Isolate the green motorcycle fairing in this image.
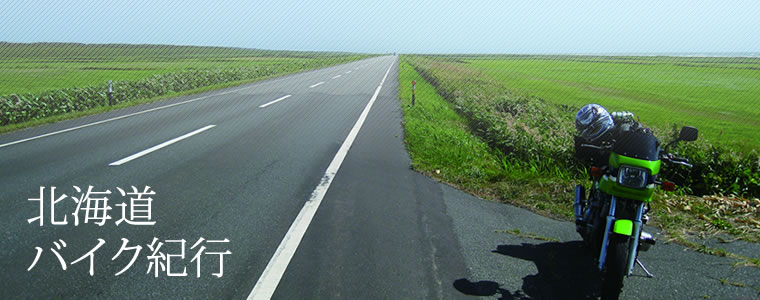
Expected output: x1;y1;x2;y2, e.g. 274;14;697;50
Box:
598;152;661;203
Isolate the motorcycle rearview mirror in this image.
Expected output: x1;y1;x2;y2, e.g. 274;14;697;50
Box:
679;126;698;142
664;126;699;151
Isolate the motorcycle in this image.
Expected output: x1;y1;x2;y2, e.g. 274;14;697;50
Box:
573;117;698;300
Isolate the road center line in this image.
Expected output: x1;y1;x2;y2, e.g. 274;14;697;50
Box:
258;95;292;108
108;125;215;166
309;82;325;88
247;59;395;300
331;75;342;79
345;70;352;74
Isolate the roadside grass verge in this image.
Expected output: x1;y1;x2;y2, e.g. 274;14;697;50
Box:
2;73;282;134
398;59;579;220
666;232;760;268
654;193;760;244
398;55;760;251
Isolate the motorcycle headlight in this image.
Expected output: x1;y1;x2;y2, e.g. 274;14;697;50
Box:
618;166;649;189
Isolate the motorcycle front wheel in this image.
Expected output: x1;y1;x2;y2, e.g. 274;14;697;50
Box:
601;234;630;300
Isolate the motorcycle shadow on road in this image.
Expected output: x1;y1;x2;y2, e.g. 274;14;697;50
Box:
453;241;602;299
498;241;601;299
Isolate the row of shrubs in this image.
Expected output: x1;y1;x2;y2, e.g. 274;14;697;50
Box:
668;140;760;197
1;56;364;126
406;56;760;198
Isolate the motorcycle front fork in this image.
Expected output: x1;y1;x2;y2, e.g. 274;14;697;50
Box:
597;197;653;278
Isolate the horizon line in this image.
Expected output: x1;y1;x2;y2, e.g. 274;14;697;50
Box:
1;41;758;57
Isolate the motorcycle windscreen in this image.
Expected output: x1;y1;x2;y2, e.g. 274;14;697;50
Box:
613;131;659;161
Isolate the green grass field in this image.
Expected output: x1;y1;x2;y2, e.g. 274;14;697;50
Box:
451;55;760;151
0;42;357;95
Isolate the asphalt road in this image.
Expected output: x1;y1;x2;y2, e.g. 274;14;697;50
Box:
1;55;758;299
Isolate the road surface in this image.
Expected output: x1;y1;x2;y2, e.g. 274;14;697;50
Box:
1;56;758;299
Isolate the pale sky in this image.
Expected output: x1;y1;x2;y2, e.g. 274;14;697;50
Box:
1;0;758;54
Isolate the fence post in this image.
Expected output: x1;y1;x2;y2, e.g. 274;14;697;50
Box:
411;80;416;107
108;80;114;106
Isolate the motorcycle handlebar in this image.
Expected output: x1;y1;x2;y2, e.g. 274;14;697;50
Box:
664;153;687;162
671;160;693;168
662;153;693;168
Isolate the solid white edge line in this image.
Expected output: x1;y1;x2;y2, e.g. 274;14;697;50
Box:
108;125;215;166
258;95;292;108
247;59;395;300
309;82;325;88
